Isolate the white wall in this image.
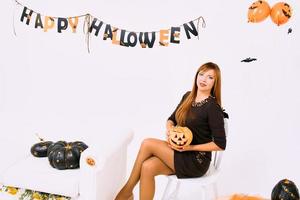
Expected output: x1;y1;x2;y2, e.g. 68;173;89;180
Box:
0;0;299;199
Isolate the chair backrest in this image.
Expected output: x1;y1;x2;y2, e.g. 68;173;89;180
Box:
212;118;228;170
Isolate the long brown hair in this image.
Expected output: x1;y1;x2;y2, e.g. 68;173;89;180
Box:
175;62;222;126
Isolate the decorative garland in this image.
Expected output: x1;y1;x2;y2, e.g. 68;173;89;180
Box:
1;185;71;200
13;0;206;52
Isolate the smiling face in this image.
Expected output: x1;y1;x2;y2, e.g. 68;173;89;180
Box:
168;126;193;148
196;69;216;95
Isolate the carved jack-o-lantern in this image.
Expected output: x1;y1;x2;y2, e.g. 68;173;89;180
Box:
248;0;271;23
168;126;193;148
270;2;292;26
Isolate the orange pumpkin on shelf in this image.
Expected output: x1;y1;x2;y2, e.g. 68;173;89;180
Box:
168;126;193;149
248;0;271;23
270;2;292;26
86;157;96;166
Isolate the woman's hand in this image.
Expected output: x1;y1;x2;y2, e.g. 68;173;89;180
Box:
165;126;174;142
168;144;194;152
165;129;170;142
165;120;175;142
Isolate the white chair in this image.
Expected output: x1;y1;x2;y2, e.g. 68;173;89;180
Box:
0;128;134;200
161;118;228;200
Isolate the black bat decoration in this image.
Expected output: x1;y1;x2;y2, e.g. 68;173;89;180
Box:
241;57;257;62
288;28;292;34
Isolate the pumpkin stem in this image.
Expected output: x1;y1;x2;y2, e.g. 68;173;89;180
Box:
35;133;44;142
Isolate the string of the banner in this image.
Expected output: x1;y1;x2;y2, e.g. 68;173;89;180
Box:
12;0;21;36
83;14;92;53
197;16;206;40
14;0;87;19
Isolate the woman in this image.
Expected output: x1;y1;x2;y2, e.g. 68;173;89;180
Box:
115;62;227;200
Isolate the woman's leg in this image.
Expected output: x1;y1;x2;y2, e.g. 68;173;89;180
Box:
115;138;175;200
140;156;174;200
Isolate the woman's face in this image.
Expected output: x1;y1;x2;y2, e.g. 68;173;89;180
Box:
196;69;216;94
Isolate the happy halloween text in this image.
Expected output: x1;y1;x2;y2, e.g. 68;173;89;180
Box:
20;6;200;48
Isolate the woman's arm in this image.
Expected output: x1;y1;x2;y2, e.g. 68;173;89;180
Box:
169;141;224;152
188;142;224;151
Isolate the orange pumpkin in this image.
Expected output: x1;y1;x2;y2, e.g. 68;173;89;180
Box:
248;0;271;23
168;126;193;149
86;157;96;166
270;2;292;26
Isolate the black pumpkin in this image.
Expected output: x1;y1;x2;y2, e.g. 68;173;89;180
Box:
47;141;88;170
31;141;54;157
271;179;300;200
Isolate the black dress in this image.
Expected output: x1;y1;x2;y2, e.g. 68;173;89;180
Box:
168;91;227;178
